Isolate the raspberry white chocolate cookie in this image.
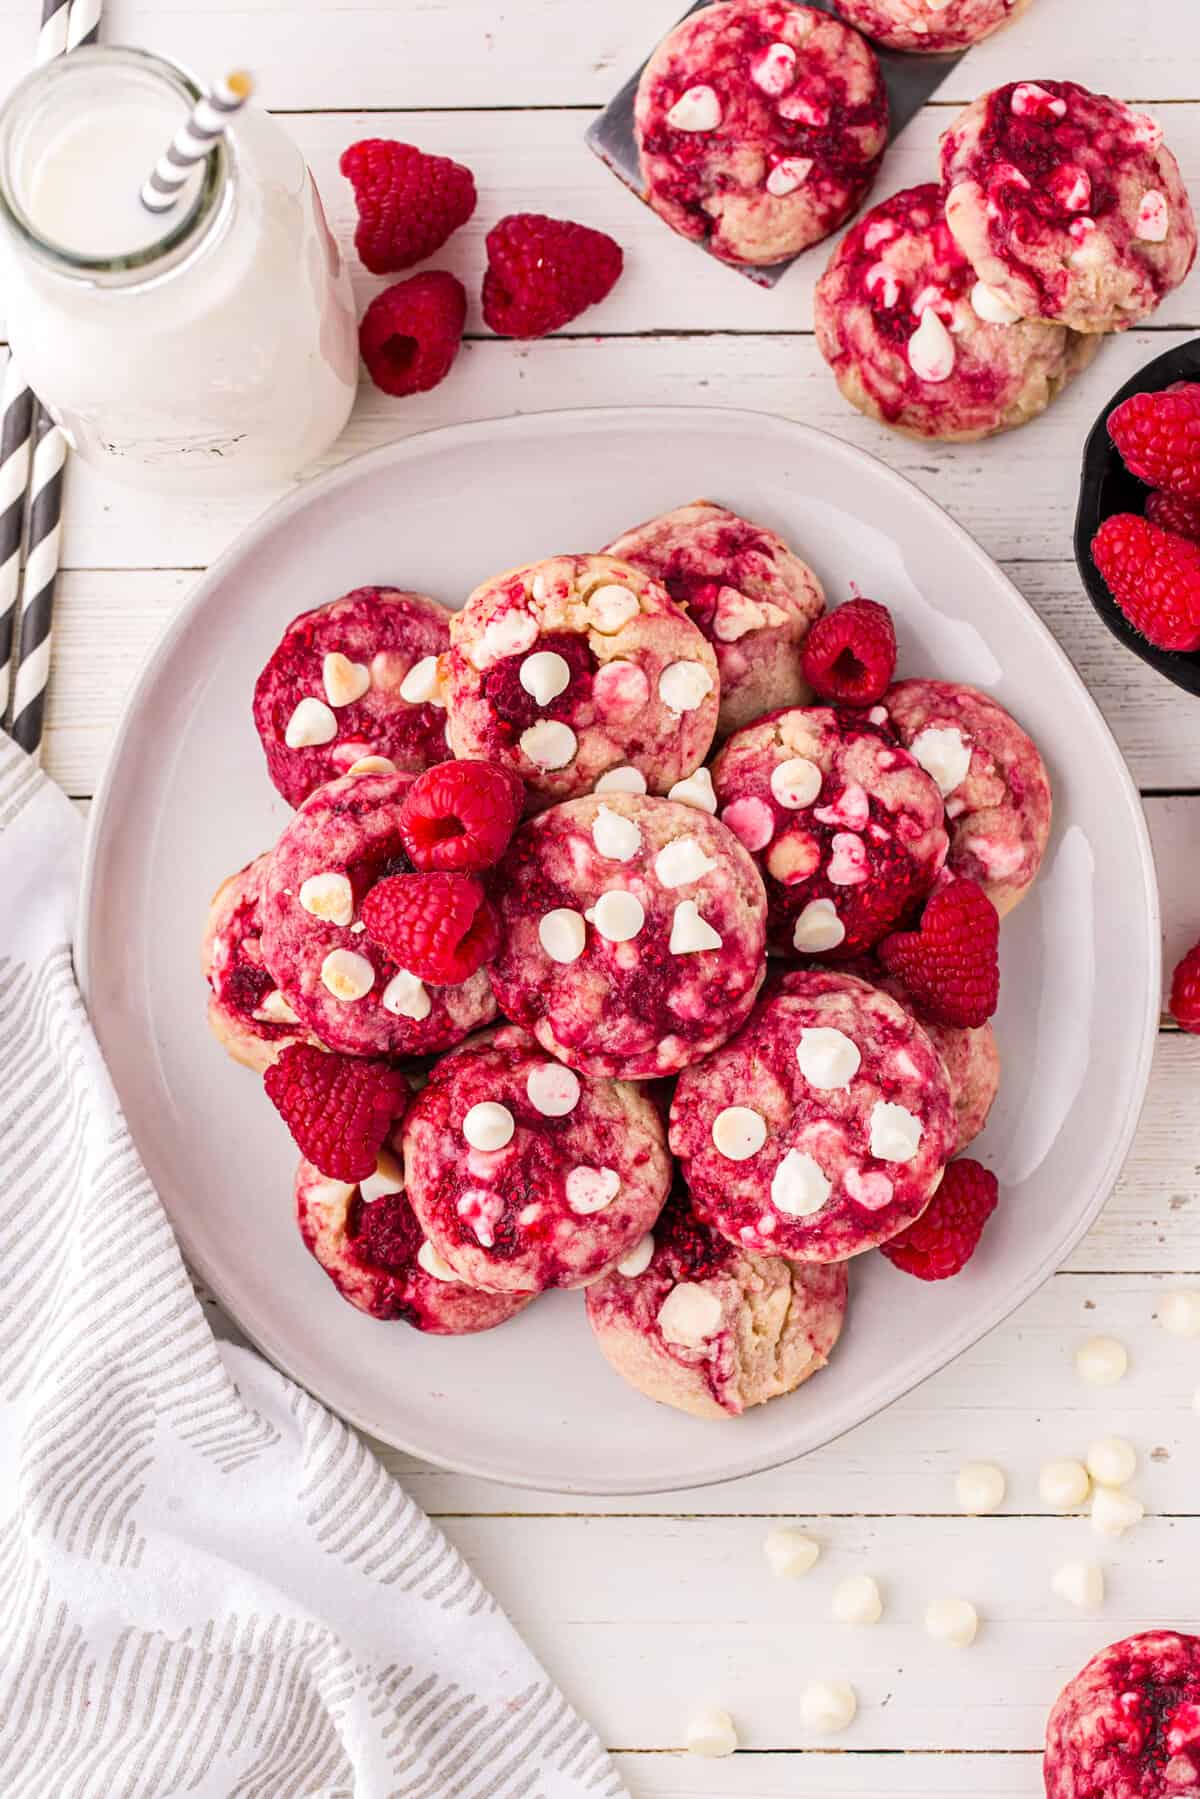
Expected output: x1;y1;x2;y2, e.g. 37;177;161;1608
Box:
670;968;956;1262
815;184;1099;443
605;500;825;736
444;554;719;810
710;704;948;958
831;0;1031;53
488;794;768;1079
296;1155;532;1332
866;965;1000;1153
634;0;888;267
1044;1632;1200;1798
941;82;1198;334
202;855;313;1072
253;586;452;807
585;1185;848;1418
883;679;1051;913
402;1025;671;1293
260;770;496;1058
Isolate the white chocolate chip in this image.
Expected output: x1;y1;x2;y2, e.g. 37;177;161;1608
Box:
658;1281;723;1347
796;1027;861;1092
255;990;300;1026
659;660;714;714
457;1188;504;1249
526;1062;581;1117
298;871;354;926
1086;1437;1137;1488
771;1149;830;1218
322;652;370;709
766;156;813;197
800;1681;856;1735
539;908;587;963
712;587;766;642
347;755;398;775
763;1527;820;1578
519;650;571;706
956;1462;1006;1515
711;1105;766;1161
470;611;538;669
832;1575;883;1626
1039;1459;1090;1511
617;1233;654;1278
869;1100;923;1163
587;584;641;633
381;968;431;1020
793;898;845;954
1052;1561;1104;1611
1011;81;1066;118
565;1165;620;1214
666;84;722;132
359;1149;404;1204
399;655;444;705
970;280;1022;326
285;697;338;749
595;765;647;795
520;719;578;770
320;948;375;1002
911;725;972;798
925;1599;978;1647
668;768;717;813
417;1240;458;1282
908;308;956;383
770;756;822;809
750;40;796;96
1091;1486;1145;1538
655;836;718;888
592;804;642;862
1159;1289;1200;1337
827;832;869;885
591;890;645;942
778;91;826;127
669;899;722;955
865;262;901;309
462;1101;515;1152
1136;190;1169;242
685;1706;737;1759
1076;1336;1128;1387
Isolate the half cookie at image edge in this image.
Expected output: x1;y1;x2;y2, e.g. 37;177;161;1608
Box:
1044;1631;1200;1798
202;855;314;1072
829;0;1032;54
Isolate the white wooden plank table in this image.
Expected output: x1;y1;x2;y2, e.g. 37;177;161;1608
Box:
5;1;1200;1790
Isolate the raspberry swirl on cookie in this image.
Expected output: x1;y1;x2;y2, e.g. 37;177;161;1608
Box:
1044;1632;1200;1799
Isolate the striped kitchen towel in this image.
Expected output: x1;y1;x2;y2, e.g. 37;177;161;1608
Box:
0;734;626;1799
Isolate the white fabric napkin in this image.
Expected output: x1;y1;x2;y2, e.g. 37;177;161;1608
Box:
0;736;627;1799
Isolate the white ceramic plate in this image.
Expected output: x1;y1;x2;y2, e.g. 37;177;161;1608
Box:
79;407;1159;1496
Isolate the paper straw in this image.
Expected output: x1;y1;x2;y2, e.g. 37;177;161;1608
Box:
140;71;254;215
35;0;70;64
11;413;67;757
65;0;102;49
0;354;36;726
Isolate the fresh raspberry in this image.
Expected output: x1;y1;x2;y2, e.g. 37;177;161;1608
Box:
1170;940;1200;1032
358;272;467;398
878;878;999;1028
800;598;897;706
481;213;623;339
1146;488;1200;544
398;760;524;873
1108;382;1200;500
1091;513;1200;652
880;1158;999;1280
362;872;499;983
264;1043;407;1183
339;139;476;274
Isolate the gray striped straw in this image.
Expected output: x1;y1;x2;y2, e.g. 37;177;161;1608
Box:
140;71;254;215
35;0;70;65
0;354;35;723
10;413;66;756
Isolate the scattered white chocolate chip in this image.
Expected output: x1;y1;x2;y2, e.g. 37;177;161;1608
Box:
669;899;722;955
539;908;587;964
666;84;722;132
1087;1437;1137;1489
1091;1485;1145;1539
359;1149;405;1204
970;280;1022;326
399;655;444;705
255;989;300;1026
771;1149;830;1218
417;1240;458;1282
956;1462;1006;1516
659;660;714;714
766;156;813;197
1076;1336;1128;1387
750;39;796;96
566;1165;621;1214
320;948;375;1002
617;1233;654;1278
592;890;645;942
470;611;538;669
1052;1561;1105;1612
347;755;398;775
770;756;822;810
592;804;642;862
668;767;718;813
595;765;647;795
793;898;845;954
519;650;571;707
908;307;956;383
526;1062;581;1117
285;697;338;749
381;968;431;1020
796;1026;861;1092
298;871;354;926
925;1598;978;1647
658;1282;723;1347
520;719;577;770
800;1681;857;1735
1159;1289;1200;1338
462;1101;515;1152
869;1101;923;1163
1136;190;1169;243
1039;1459;1090;1511
322;652;370;709
712;1105;767;1161
655;836;718;888
685;1706;737;1759
763;1527;820;1579
832;1575;883;1627
911;725;972;798
587;584;641;634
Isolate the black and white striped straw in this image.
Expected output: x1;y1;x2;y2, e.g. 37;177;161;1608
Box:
0;354;35;724
140;71;254;215
10;414;66;756
65;0;101;49
35;0;70;64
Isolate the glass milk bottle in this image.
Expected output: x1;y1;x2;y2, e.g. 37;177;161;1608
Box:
0;47;359;493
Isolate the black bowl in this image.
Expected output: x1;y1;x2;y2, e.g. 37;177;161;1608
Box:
1075;335;1200;697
